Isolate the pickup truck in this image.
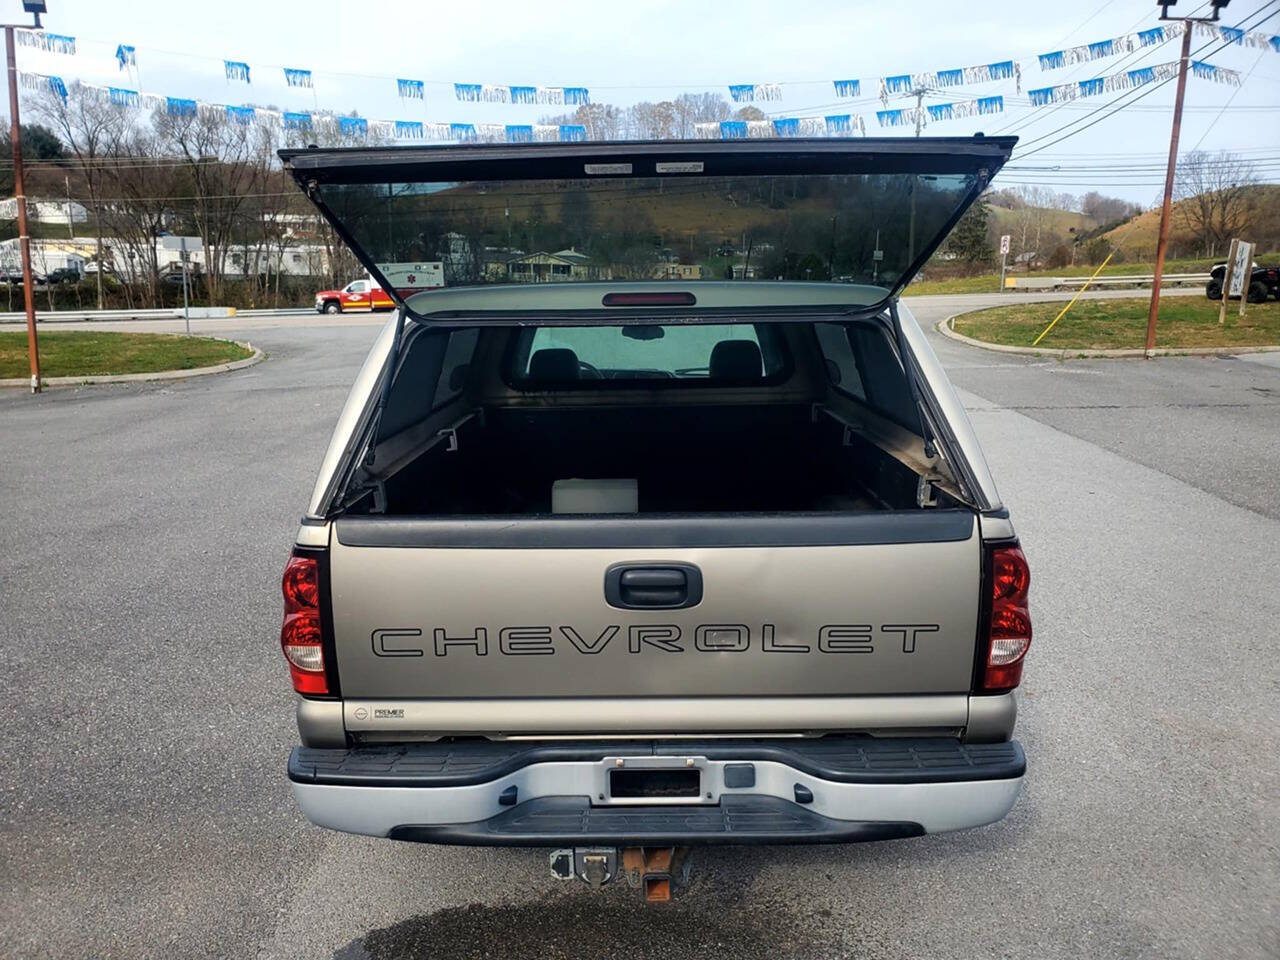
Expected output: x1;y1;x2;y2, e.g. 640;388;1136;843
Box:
278;139;1030;890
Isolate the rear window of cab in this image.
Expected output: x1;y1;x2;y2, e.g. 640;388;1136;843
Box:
507;323;791;386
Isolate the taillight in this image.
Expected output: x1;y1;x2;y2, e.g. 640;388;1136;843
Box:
981;544;1032;692
280;552;328;695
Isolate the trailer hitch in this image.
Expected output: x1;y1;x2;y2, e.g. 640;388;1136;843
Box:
549;846;692;902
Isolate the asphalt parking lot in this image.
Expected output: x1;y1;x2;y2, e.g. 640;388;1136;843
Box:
1;296;1277;959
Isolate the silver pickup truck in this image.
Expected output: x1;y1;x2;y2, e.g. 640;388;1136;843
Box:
278;138;1030;887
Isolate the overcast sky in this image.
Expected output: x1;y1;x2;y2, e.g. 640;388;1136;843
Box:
11;0;1280;203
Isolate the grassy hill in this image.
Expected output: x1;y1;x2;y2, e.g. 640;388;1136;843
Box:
1101;184;1280;260
989;205;1098;240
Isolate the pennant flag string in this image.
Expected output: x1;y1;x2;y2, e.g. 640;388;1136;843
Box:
924;96;1004;122
224;60;250;83
872;60;1019;104
18;72;68;102
1025;58;1233;106
397;78;424;99
16;30;76;55
728;83;782;102
1193;20;1280;51
339;116;368;137
454;83;590;104
283;68;313;88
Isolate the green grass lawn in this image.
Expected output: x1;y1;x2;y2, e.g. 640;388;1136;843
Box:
0;331;253;379
952;297;1280;351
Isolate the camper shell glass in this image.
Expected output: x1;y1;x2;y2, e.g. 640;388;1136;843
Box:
279;138;1015;321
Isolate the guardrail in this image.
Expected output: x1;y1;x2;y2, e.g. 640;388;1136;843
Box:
1007;272;1209;292
0;306;311;323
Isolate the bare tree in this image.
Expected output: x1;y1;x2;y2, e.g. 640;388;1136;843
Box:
28;82;126;308
152;108;266;302
1175;150;1257;257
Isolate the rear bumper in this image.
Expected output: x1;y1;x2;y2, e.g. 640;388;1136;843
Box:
289;738;1024;846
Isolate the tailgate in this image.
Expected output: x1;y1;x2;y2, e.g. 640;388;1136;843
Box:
328;511;980;700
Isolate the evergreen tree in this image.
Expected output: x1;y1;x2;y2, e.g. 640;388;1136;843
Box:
944;195;995;268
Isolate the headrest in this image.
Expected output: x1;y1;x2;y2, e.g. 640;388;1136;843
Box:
528;347;580;381
709;339;764;379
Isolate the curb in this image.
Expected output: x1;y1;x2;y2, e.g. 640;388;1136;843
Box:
0;339;265;388
937;314;1280;359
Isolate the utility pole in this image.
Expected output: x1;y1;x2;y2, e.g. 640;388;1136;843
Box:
3;2;48;393
1145;0;1233;358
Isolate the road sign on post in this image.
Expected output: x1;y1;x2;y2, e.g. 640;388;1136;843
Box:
1219;239;1238;326
1232;240;1255;318
999;234;1010;292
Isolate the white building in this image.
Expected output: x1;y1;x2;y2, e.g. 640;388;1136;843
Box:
0;198;89;226
0;238;86;275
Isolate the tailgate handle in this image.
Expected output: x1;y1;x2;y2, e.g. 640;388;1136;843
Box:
605;563;703;610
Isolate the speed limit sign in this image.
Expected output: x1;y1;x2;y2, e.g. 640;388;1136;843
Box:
1000;234;1011;256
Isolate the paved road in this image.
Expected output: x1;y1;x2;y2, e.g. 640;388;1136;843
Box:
1;295;1276;959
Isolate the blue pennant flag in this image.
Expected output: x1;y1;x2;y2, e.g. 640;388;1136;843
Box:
559;124;587;142
1087;40;1113;60
449;122;476;140
876;108;907;127
505;124;533;142
115;44;135;69
454;83;483;101
108;87;139;108
882;74;912;94
167;97;196;116
987;61;1014;79
339;116;368;137
394;120;423;139
1137;27;1164;46
224;60;250;83
1038;51;1065;70
833;79;861;97
563;87;590;104
283;112;312;130
936;69;963;87
1271;36;1280;53
824;114;851;134
728;85;755;102
284;68;313;88
772;117;800;137
397;78;424;99
978;95;1003;114
509;86;537;104
1191;60;1218;81
719;120;747;138
926;103;953;122
1127;67;1155;86
226;105;255;124
1220;26;1244;44
1078;77;1105;97
1028;86;1055;106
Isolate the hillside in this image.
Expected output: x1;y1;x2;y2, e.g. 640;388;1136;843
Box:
1101;184;1280;260
989;205;1098;240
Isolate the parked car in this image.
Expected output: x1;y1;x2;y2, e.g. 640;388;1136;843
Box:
278;139;1029;890
45;267;83;284
1206;262;1279;302
314;278;396;313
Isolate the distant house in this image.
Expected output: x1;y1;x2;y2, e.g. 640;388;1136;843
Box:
653;263;703;281
503;248;604;282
